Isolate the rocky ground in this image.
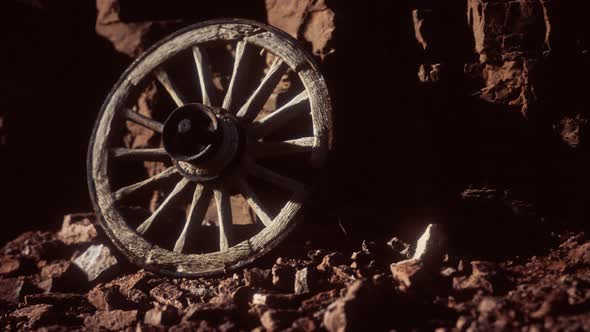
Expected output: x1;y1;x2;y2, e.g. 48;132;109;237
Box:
1;213;589;331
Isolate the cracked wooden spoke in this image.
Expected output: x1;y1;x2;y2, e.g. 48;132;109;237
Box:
137;178;191;234
249;91;309;138
154;68;187;107
223;41;252;112
214;186;233;252
173;183;213;253
115;167;179;201
121;108;164;133
110;147;168;161
237;57;289;124
249;137;315;158
192;46;216;106
245;161;304;192
236;178;273;227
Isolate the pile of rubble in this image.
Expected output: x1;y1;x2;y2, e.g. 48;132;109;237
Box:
1;213;590;331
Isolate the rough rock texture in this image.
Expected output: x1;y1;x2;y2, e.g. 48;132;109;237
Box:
73;244;118;283
95;0;180;58
1;215;590;330
57;213;98;246
3;0;590;330
265;0;335;59
84;309;139;330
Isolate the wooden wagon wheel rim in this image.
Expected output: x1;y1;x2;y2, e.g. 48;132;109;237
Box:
87;19;332;277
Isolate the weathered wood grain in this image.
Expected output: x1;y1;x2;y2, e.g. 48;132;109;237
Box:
121;107;164;133
214;186;233;251
174;183;212;253
89;19;331;277
115;167;179;201
154;68;187;107
222;41;251;112
249;90;309;138
248;137;314;158
236;58;288;123
236;177;273;227
111;147;168;161
192;46;216;106
136;178;191;234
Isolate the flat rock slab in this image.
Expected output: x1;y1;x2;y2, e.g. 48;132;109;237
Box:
73;244;118;283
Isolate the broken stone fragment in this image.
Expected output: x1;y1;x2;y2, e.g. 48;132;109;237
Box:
390;258;425;291
387;237;411;258
307;249;329;263
109;269;154;297
149;282;184;310
272;263;295;292
182;302;237;322
566;242;590;268
317;252;347;271
294;267;317;294
57;213;98;245
243;268;272;287
0;277;24;303
84;309;139;330
0;255;21;275
252;293;304;308
73;244;118;283
260;309;298;332
453;261;508;295
2;231;62;261
87;284;127;311
412;223;444;266
530;290;569;319
39;260;84;292
323;279;392;332
144;304;180;326
11;304;57;329
291;317;317;331
350;251;372;266
387;236;410;254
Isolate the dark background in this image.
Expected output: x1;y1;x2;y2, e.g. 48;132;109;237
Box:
2;0;589;256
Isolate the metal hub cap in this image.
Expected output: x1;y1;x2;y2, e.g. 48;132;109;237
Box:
163;103;240;182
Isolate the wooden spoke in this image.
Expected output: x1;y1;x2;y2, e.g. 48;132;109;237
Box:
249;91;309;138
115;167;179;201
173;183;213;253
236;178;273;227
110;147;168;161
89;20;333;277
154;68;187;107
222;41;252;112
248;137;315;158
121;108;164;133
245;161;304;192
214;186;233;251
192;46;216;106
236;58;289;124
137;178;191;235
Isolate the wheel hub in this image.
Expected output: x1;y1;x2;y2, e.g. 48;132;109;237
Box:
163;103;240;182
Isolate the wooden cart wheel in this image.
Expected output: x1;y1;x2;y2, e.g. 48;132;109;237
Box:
87;19;332;277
